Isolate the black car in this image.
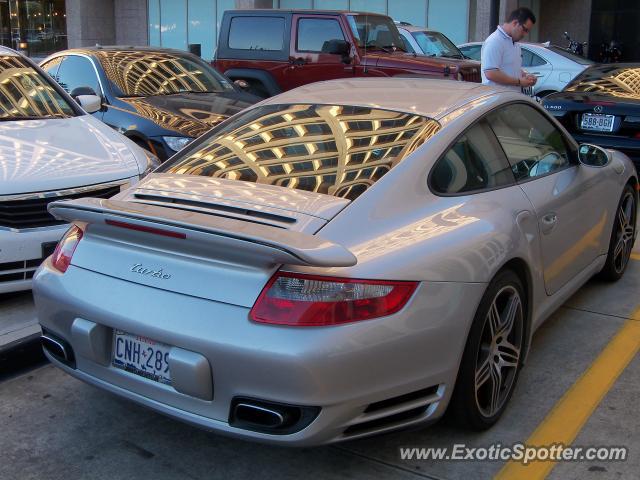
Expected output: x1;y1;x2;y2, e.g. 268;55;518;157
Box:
40;47;260;160
542;63;640;170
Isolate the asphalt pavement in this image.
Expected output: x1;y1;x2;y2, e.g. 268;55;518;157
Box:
1;247;639;480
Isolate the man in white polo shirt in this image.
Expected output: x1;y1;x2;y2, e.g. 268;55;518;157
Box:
482;7;537;92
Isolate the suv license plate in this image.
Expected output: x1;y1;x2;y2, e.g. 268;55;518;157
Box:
112;330;171;385
581;113;615;132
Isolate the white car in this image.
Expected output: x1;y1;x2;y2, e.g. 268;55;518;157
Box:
0;46;158;294
458;41;594;97
396;23;468;61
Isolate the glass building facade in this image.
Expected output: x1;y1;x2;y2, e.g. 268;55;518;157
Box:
0;0;66;57
148;0;470;61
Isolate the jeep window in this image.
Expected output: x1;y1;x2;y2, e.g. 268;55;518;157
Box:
297;18;345;53
228;17;285;51
0;55;75;120
347;15;406;52
159;104;441;200
92;50;233;97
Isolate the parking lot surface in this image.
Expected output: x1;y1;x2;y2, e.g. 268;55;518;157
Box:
1;247;639;480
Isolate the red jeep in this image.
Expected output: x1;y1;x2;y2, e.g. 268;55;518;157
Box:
213;9;481;97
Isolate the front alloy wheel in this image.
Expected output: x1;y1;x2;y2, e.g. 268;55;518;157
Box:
600;184;637;281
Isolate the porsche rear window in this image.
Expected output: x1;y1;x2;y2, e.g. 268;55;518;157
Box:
159;104;441;200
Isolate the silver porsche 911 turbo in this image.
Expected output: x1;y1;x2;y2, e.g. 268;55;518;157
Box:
33;78;637;446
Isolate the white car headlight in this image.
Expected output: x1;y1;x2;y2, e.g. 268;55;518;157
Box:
163;136;193;152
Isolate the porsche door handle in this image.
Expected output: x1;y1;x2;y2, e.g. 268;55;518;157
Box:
540;212;557;234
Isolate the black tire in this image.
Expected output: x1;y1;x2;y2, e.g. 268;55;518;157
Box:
599;184;637;281
448;269;526;430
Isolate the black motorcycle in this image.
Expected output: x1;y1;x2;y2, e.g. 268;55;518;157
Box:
599;40;622;63
563;32;587;56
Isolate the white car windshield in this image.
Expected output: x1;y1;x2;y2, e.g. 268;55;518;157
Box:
0;55;75;120
412;31;463;58
347;15;407;52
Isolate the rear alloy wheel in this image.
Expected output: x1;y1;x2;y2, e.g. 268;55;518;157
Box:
600;184;637;281
474;285;524;419
449;270;525;430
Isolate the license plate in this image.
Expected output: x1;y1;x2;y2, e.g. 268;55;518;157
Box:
581;113;615;132
112;330;171;385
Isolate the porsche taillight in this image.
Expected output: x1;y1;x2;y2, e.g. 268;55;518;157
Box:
51;225;83;273
250;271;418;327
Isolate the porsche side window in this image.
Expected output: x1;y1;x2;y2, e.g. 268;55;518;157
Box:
487;104;571;181
430;120;514;194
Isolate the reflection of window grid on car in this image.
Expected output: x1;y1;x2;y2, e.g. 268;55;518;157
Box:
0;55;73;118
93;51;224;97
567;67;640;100
487;104;571;181
297;18;345;53
161;104;441;200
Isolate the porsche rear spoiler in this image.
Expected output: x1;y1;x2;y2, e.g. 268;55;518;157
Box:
48;198;356;268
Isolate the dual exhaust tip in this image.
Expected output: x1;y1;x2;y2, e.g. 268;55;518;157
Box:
229;397;320;435
40;330;75;368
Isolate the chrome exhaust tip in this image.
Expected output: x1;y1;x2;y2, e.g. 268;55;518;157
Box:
41;330;75;368
234;403;286;428
229;397;320;435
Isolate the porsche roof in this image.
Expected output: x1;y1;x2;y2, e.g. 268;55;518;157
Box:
261;78;512;120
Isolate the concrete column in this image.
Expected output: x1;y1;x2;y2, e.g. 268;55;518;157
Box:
235;0;274;8
538;0;591;53
470;0;494;42
499;0;518;23
66;0;116;48
114;0;149;46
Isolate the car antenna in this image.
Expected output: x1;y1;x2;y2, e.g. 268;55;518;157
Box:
363;12;368;74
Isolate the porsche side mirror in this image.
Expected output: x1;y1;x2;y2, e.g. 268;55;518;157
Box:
578;143;611;167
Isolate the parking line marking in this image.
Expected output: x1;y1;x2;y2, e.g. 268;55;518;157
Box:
495;308;640;480
631;253;640;261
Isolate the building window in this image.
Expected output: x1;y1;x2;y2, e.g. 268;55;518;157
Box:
0;0;67;57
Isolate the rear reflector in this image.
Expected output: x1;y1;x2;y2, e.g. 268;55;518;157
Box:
105;219;186;239
585;100;616;106
250;271;418;326
51;225;83;273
